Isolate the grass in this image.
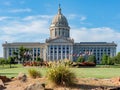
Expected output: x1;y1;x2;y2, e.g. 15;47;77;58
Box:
0;64;120;78
28;69;41;78
47;65;75;86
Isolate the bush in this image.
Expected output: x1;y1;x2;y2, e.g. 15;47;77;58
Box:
28;69;41;79
47;65;75;86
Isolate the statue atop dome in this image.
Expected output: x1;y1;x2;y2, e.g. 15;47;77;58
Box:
58;4;61;14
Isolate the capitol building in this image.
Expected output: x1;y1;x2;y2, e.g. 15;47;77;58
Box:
2;6;117;64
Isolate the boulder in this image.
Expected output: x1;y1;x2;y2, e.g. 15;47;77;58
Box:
24;82;45;90
17;72;27;82
92;86;107;90
0;79;6;90
0;79;4;87
111;77;120;85
0;76;11;82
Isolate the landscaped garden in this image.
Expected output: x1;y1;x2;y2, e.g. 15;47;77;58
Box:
0;61;120;90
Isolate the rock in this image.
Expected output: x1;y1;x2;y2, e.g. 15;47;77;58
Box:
111;77;120;85
0;76;11;82
92;86;107;90
0;79;4;87
17;72;27;82
0;79;6;90
24;82;45;90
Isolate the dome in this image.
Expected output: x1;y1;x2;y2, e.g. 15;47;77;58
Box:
50;5;69;27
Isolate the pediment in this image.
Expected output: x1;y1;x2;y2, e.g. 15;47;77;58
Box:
46;37;74;43
52;38;69;43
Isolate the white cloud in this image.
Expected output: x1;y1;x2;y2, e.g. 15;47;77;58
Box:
67;14;87;21
9;8;32;13
80;16;86;21
67;14;78;20
71;27;120;52
0;16;9;21
0;15;51;57
71;27;118;42
23;15;53;21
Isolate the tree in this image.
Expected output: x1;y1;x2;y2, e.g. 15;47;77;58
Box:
13;51;19;63
8;57;15;68
115;52;120;64
101;54;108;65
0;58;5;67
36;57;43;62
19;46;26;63
77;56;85;63
107;56;114;65
87;55;96;63
18;46;32;63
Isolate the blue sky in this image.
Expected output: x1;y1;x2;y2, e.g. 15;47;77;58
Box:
0;0;120;57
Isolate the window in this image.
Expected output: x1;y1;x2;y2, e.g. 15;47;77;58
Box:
59;30;60;35
55;30;57;36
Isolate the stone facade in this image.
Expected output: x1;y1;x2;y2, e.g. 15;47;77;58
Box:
2;5;117;64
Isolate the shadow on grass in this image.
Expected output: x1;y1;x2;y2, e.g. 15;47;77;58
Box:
0;66;19;69
0;73;17;77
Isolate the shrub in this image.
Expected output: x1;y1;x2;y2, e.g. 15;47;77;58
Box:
47;65;75;86
28;69;41;79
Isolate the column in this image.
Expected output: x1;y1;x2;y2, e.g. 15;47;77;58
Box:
99;47;101;62
61;45;63;60
53;45;54;61
36;48;38;59
110;48;112;57
3;48;6;59
5;47;8;59
57;46;58;60
33;48;34;61
48;46;50;61
65;45;67;59
69;45;71;60
114;47;116;56
106;48;108;55
96;47;98;63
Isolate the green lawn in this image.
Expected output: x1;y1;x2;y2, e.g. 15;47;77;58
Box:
0;64;120;78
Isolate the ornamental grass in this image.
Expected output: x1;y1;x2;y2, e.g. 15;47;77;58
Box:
47;65;76;86
28;69;41;79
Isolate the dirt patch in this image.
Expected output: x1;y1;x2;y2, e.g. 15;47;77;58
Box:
4;77;120;90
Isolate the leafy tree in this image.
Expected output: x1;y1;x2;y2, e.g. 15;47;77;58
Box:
115;52;120;64
8;57;15;68
13;51;19;63
87;55;96;63
19;46;26;63
101;54;108;65
77;56;85;63
17;46;32;63
36;57;43;62
0;58;5;67
107;56;114;65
